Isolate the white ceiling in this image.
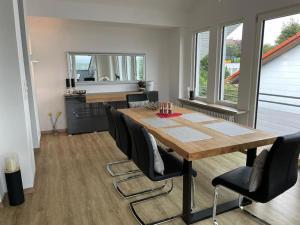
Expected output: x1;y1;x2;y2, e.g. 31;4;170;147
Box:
57;0;197;12
26;0;199;27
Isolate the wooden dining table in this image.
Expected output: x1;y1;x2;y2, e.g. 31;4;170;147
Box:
119;106;277;225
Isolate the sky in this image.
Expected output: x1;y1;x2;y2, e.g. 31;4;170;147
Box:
264;14;300;45
227;13;300;45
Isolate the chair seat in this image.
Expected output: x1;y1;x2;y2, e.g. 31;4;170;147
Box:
212;166;271;203
212;166;251;191
151;147;197;181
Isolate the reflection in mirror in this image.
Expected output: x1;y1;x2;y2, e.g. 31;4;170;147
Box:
68;53;146;83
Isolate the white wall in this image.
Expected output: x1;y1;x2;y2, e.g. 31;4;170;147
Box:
177;0;300;126
168;28;181;102
28;17;173;131
0;0;36;199
19;0;41;149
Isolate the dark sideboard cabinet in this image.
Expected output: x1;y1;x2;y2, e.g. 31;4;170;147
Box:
65;91;158;135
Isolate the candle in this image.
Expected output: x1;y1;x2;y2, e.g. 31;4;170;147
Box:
168;102;173;114
5;156;20;173
163;102;167;114
159;102;163;114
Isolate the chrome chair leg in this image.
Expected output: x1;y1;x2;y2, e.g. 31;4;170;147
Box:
106;159;140;177
238;194;244;210
215;187;271;225
240;209;271;225
238;195;271;225
212;186;219;225
113;173;168;199
129;179;181;225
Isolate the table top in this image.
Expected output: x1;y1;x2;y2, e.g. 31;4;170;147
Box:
119;106;277;161
86;91;142;103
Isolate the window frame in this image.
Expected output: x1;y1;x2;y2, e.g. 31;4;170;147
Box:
216;19;244;107
250;5;300;128
135;55;145;81
192;27;211;101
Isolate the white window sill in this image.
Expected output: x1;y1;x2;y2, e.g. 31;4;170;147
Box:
178;98;247;115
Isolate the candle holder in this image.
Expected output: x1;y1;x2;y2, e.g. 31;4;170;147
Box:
159;101;173;115
187;87;195;100
4;153;25;206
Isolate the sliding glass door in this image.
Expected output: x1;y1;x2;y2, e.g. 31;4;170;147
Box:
256;13;300;135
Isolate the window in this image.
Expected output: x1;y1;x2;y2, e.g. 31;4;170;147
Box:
75;55;92;70
126;56;133;80
194;31;210;97
135;56;145;81
219;22;243;103
74;55;97;82
256;13;300;135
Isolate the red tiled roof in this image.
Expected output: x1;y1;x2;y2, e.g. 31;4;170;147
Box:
226;32;300;82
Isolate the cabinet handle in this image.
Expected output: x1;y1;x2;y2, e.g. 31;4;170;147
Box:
73;112;79;118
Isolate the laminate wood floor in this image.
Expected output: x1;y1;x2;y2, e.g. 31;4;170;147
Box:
0;132;299;225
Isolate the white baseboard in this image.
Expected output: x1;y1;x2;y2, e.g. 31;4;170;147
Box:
41;129;67;134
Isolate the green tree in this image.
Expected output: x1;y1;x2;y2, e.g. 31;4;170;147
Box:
200;55;209;72
262;44;274;54
199;70;208;96
198;55;209;96
275;19;300;45
226;43;241;61
224;67;231;78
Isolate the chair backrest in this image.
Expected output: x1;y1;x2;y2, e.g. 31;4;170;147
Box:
258;132;300;202
123;115;155;178
110;109;132;159
126;94;148;108
103;103;116;140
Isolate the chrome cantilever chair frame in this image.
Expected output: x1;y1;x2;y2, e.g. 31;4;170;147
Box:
113;173;168;199
105;106;141;177
113;174;173;199
129;179;179;225
212;186;271;225
212;134;300;225
106;159;140;177
129;178;196;225
123;116;197;225
113;164;196;205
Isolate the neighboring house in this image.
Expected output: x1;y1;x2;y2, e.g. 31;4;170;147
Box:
226;32;300;135
226;32;300;115
225;62;240;75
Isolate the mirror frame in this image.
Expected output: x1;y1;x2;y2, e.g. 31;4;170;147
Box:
67;52;146;84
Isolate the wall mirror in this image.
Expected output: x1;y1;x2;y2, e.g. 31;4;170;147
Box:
67;52;146;83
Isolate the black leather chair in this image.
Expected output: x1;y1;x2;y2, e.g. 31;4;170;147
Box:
126;93;148;108
113;112;170;199
103;103;116;140
126;93;172;153
123;115;197;225
104;104;138;177
212;133;300;225
111;109;131;159
106;108;140;177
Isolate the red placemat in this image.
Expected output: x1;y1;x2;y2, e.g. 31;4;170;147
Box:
156;112;182;118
